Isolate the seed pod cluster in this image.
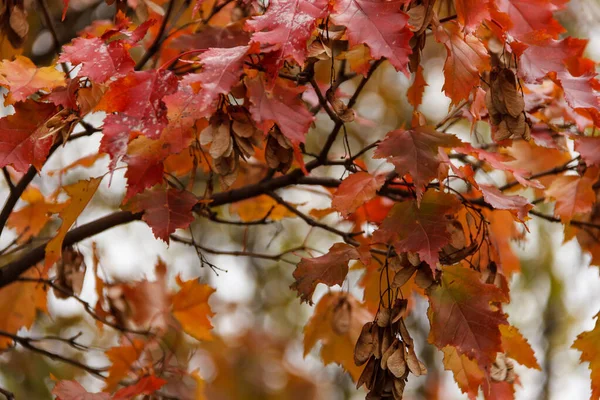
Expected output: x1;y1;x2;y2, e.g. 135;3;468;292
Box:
353;300;426;399
486;68;531;142
201;110;263;186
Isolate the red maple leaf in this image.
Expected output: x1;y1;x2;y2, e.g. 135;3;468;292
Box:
59;37;135;83
179;45;253;117
374;190;462;271
0;101;58;172
124;186;197;242
374;126;462;201
331;0;413;74
427;264;508;367
246;0;329;66
246;75;314;144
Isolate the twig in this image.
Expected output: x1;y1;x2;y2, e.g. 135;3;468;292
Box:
36;0;69;75
171;235;305;264
135;0;177;70
1;168;14;192
0;330;107;379
0;387;15;400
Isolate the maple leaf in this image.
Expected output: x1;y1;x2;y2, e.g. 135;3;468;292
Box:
435;22;490;105
0;56;64;103
122;127;193;199
338;45;372;77
113;375;167;400
179;45;252;117
96;69;178;138
7;187;65;242
427;264;508;367
455;0;490;32
246;75;314;144
0;100;59;172
407;65;427;108
331;172;385;217
495;0;566;41
45;177;102;270
479;184;532;222
518;37;587;83
499;324;540;369
291;243;360;304
246;0;329;66
124;186;197;242
0;268;47;349
303;292;372;380
331;0;412;73
59;37;135;83
442;346;484;399
105;340;146;391
118;260;170;332
375;191;462;271
544;169;598;222
573;313;600;400
374;126;462;201
246;75;315;144
52;380;110;400
575;136;600;167
171;276;216;341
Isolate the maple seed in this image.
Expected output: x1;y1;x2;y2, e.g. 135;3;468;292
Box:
387;347;407;378
354;322;375;366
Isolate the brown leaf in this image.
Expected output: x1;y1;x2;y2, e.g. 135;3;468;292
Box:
354;321;375;366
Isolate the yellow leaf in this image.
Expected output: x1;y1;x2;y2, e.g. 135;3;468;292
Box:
172;277;215;341
442;346;484;399
573;314;600;400
231;194;296;222
0;56;65;103
45;177;102;270
303;292;372;381
0;269;47;349
7;187;65;243
500;324;540;370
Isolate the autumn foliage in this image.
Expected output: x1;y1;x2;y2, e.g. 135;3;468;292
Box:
0;0;599;398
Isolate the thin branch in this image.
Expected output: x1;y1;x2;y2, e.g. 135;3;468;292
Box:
498;157;579;192
0;330;107;379
171;235;305;264
135;0;176;70
1;168;14;192
529;210;600;230
36;0;69;75
267;191;360;245
17;277;151;335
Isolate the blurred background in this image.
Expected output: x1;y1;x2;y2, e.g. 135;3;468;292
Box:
0;0;600;399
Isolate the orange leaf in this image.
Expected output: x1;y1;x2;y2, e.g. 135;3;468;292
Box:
435;22;490;104
0;268;47;349
407;65;428;108
7;187;65;243
442;346;484;399
231;194;296;222
104;339;146;391
0;56;65;103
113;375;167;400
499;324;540;370
331;172;385;217
545;169;598;222
172;277;216;341
303;292;372;381
573;314;600;400
291;242;360;304
45;177;102;270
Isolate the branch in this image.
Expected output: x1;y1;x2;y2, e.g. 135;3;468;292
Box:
0;387;14;400
0;211;142;288
135;0;176;70
267;191;360;245
0;330;107;379
171;235;305;264
17;277;151;335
